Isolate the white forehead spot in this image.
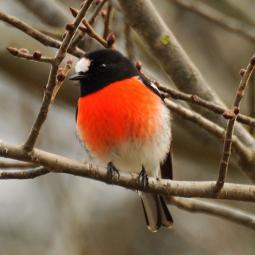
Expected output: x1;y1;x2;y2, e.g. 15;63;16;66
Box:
75;57;91;73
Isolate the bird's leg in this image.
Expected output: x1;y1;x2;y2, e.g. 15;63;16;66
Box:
138;165;149;189
107;162;120;182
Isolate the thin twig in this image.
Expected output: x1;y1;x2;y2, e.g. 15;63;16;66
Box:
7;47;54;64
170;0;255;43
215;55;255;192
0;141;255;202
169;197;255;230
70;7;108;48
51;60;73;102
23;0;94;152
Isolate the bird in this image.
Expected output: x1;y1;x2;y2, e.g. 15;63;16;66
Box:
69;48;173;232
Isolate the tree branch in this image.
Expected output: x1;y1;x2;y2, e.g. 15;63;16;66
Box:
156;82;255;128
0;141;254;202
169;197;255;230
0;11;84;58
0;166;50;179
170;0;255;43
216;56;255;191
7;47;54;64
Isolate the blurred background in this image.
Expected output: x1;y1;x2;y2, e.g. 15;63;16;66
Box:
0;0;255;254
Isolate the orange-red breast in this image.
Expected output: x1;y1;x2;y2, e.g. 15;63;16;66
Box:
70;49;173;231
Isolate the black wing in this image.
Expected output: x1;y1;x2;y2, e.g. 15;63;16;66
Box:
160;146;173;180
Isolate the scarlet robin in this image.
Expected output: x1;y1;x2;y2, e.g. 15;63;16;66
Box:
70;49;173;232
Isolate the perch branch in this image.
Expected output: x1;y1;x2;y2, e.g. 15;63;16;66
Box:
0;141;255;202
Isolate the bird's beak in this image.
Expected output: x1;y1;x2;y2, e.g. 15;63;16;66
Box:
69;72;87;81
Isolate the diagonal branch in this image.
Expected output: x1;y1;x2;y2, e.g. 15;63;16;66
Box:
17;0;70;27
0;11;84;58
23;0;94;152
170;0;255;43
169;197;255;230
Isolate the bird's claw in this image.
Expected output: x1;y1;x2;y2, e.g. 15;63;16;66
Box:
107;162;120;182
138;166;149;189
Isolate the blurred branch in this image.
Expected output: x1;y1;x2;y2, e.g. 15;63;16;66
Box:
7;47;54;64
170;0;255;43
17;0;70;27
169;197;255;230
0;141;255;202
23;0;93;152
89;0;108;25
103;1;113;39
216;57;255;192
0;11;84;58
118;0;255;151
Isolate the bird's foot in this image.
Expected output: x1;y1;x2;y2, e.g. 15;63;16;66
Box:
138;166;149;189
107;162;120;182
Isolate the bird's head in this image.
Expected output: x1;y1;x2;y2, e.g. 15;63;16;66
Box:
69;49;138;96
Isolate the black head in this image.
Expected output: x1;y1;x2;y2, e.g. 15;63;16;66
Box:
69;49;139;96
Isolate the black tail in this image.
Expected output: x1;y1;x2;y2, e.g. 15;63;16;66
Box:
140;193;173;232
140;149;174;232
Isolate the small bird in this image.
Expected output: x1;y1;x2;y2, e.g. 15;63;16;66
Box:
69;49;173;232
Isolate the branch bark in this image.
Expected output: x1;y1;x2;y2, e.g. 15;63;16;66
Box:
0;141;254;202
